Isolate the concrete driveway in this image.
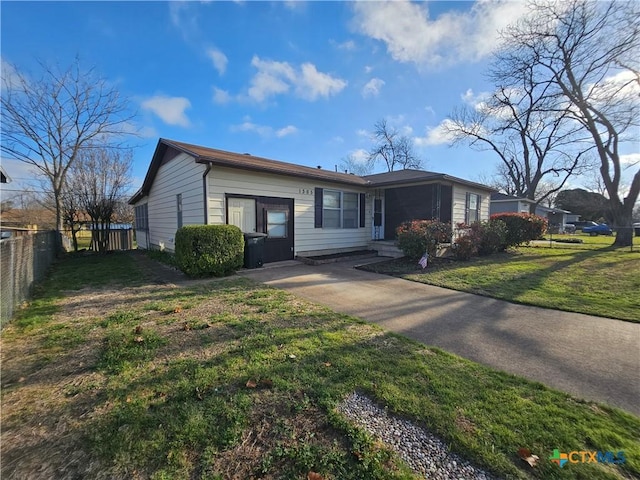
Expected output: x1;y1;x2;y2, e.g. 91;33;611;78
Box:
241;259;640;416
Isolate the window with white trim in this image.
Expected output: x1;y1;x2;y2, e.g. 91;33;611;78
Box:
134;204;148;231
323;190;359;229
465;193;480;224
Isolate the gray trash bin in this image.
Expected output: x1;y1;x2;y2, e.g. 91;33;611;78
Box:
243;232;267;268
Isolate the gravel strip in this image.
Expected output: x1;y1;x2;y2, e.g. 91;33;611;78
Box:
336;391;500;479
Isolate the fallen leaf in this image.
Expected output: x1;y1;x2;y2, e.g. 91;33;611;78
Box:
517;448;539;467
246;379;258;389
307;472;324;480
195;387;203;400
133;336;144;343
134;325;143;334
289;354;297;359
323;362;332;367
182;323;191;331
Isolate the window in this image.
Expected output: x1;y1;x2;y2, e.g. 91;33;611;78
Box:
322;190;359;229
465;193;480;224
134;204;148;231
266;210;287;238
177;194;183;229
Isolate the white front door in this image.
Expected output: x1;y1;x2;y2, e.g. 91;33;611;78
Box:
228;198;256;233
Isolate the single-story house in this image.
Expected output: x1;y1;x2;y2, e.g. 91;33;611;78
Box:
489;193;578;233
489;192;536;215
129;139;493;263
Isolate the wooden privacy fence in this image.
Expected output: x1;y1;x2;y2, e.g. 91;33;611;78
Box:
90;228;133;251
1;231;58;326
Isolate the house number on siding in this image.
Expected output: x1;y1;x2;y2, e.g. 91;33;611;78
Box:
298;188;313;195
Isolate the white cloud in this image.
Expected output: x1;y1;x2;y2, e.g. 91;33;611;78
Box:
414;119;458;146
620;153;640;166
276;125;298;137
350;148;369;163
248;56;296;102
247;56;346;103
169;2;199;41
364;65;373;74
331;39;356;51
356;129;370;138
424;105;436;116
206;48;228;75
1;58;23;91
141;95;191;127
353;0;528;68
212;87;232;104
362;78;385;98
231;118;298;139
296;63;347;100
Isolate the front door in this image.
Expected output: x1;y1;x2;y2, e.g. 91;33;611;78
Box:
257;197;294;262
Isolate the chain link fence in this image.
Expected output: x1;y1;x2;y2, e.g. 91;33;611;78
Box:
1;231;58;327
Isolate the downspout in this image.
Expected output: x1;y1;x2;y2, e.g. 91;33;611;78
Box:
202;164;211;224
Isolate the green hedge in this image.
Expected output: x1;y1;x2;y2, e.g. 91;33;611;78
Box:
396;220;452;260
175;225;244;277
490;213;547;247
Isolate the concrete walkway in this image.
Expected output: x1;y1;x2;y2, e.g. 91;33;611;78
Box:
241;259;640;416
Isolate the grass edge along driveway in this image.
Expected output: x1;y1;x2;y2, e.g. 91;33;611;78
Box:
0;252;638;480
361;243;640;322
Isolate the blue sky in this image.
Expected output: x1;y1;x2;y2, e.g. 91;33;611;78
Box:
1;1;637;199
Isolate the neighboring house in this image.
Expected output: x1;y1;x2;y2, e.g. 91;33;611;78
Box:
489;192;536;215
534;204;573;233
129;139;493;263
1;165;11;184
490;193;575;233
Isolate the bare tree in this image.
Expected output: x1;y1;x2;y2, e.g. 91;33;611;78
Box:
60;186;84;252
339;153;375;176
446;58;589;211
368;119;423;172
72;148;132;252
1;58;135;237
496;0;640;246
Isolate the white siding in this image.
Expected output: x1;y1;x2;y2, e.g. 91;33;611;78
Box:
136;153;205;251
452;185;491;225
207;166;370;256
136;230;149;249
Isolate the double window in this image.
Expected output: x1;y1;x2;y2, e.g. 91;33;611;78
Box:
314;188;365;229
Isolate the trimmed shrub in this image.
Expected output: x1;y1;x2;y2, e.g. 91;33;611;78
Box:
396;220;452;260
453;219;508;261
175;225;244;277
490;213;547;247
452;233;476;260
470;219;508;255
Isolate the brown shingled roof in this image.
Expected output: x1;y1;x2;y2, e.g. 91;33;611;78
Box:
129;139;367;204
129;139;493;205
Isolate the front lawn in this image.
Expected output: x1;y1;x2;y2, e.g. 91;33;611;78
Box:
1;252;638;479
362;240;639;322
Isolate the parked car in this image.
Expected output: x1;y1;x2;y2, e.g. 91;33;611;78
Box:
562;224;576;234
567;220;598;230
582;223;613;236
